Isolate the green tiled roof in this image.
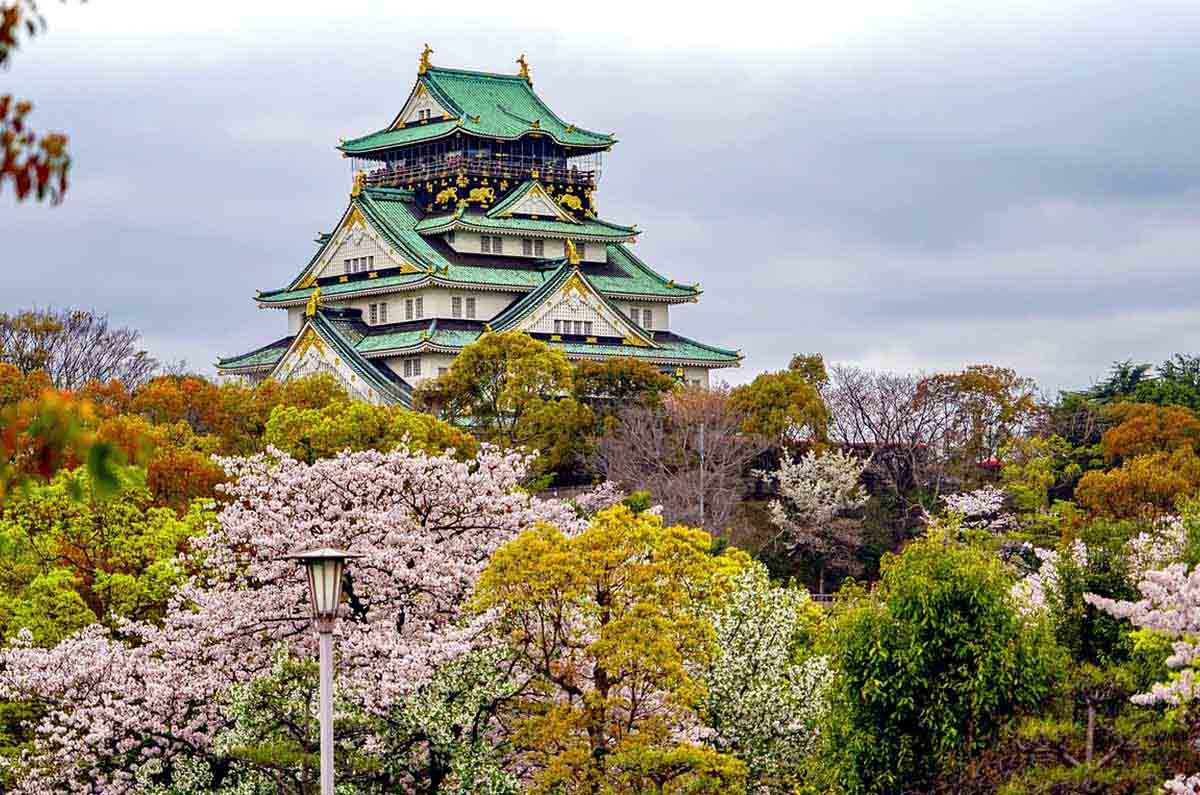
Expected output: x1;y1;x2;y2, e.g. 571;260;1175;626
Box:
217;336;294;370
270;189;696;303
339;66;614;155
413;210;636;241
552;332;740;365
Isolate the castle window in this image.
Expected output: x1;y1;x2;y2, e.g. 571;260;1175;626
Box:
642;309;652;329
379;302;387;323
452;296;462;318
403;357;423;377
344;258;351;274
554;320;562;334
481;236;490;253
405;298;414;320
466;297;476;319
369;303;378;324
446;230;455;244
574;241;587;259
584;321;594;336
535;239;544;256
573;320;583;335
522;238;533;256
492;236;504;254
415;297;424;319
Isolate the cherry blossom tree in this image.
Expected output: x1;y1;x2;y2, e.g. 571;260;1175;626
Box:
1086;565;1200;793
761;449;868;592
0;444;619;795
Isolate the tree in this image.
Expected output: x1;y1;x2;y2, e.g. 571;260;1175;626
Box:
597;387;765;533
0;388;121;500
998;539;1178;795
818;531;1058;795
825;365;958;507
0;309;157;389
414;331;573;446
1086;360;1155;403
1086;561;1200;794
571;357;677;419
698;563;831;794
1075;447;1200;519
0;445;620;795
918;364;1041;475
0;467;209;645
1098;402;1200;463
263;399;478;463
761;449;869;592
729;368;828;451
1;2;71;203
472;504;749;795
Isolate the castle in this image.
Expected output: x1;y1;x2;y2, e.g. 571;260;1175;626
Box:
218;47;741;404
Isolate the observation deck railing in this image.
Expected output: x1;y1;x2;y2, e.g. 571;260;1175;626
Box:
363;151;598;191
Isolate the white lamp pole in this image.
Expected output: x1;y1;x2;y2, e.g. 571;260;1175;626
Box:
287;548;359;795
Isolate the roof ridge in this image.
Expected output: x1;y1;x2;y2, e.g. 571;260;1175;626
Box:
425;64;528;83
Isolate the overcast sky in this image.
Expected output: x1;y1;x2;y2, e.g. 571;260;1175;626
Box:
3;0;1200;393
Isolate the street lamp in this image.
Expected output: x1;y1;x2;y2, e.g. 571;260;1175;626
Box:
287;547;360;795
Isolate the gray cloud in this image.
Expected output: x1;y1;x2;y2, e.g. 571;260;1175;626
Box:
4;1;1200;394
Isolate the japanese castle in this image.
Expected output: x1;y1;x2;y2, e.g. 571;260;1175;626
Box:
217;48;741;405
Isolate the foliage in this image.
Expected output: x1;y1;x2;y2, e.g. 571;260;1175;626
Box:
0;309;157;388
572;357;677;419
761;449;869;591
414;331;573;445
473;504;749;795
0;445;620;795
729;367;828;450
263;399;478;463
818;532;1059;795
0;468;209;645
0;388;122;500
698;563;831;794
919;364;1041;475
1099;402;1200;463
1075;447;1200;519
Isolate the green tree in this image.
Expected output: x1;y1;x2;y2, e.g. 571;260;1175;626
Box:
472;505;750;795
818;531;1059;795
729;368;828;451
0;467;210;644
263;399;478;463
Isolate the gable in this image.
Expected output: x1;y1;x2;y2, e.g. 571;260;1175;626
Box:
490;181;579;223
271;326;392;404
301;205;422;286
518;271;653;346
392;81;454;129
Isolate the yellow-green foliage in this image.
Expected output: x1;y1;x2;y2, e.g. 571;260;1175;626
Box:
263;399;478;463
473;505;750;795
0;467;211;646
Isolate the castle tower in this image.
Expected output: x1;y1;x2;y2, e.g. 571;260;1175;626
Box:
218;49;741;404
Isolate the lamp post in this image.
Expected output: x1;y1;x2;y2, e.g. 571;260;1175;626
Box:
287;548;360;795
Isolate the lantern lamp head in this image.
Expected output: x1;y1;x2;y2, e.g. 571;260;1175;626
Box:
286;548;361;632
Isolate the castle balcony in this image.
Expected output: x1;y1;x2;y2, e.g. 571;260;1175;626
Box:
357;150;600;192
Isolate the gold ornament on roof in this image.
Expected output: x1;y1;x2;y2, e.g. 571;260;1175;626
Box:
418;44;433;75
305;286;322;317
565;239;581;266
516;53;531;83
351;170;365;197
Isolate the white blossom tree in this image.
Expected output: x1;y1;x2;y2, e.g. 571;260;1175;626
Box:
698;563;832;794
761;449;868;593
